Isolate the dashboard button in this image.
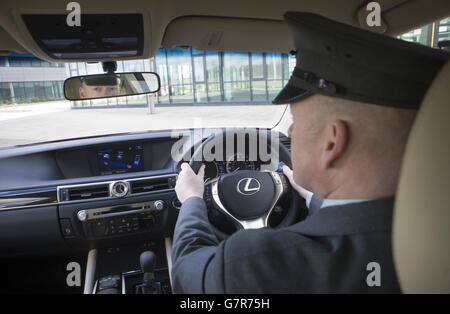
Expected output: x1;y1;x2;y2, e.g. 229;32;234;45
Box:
172;197;182;209
60;219;74;238
77;210;88;222
154;200;165;211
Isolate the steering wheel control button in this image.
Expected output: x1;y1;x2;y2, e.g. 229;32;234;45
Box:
273;171;290;194
77;210;88;222
204;183;215;206
110;181;130;198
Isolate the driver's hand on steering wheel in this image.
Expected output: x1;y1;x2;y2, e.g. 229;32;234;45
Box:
175;163;206;203
282;165;313;200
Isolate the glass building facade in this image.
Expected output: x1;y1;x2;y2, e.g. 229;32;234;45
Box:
0;54;66;104
156;48;295;104
0;56;65;68
0;81;65;103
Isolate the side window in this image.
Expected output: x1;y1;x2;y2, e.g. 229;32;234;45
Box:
437;17;450;47
398;16;450;48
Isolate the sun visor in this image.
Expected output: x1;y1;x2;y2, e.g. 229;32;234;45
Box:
162;16;294;53
0;26;27;55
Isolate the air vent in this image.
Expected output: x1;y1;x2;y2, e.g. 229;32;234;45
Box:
58;174;177;203
279;135;291;152
130;177;173;195
60;184;110;202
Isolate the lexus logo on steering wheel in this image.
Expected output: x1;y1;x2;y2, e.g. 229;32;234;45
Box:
237;178;261;196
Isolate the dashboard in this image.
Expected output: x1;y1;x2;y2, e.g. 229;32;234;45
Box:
0;128;291;258
55;138;177;180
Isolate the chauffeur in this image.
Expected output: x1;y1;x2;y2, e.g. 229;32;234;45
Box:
171;12;449;293
78;75;121;99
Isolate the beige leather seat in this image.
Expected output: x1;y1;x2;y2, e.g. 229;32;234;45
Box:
393;60;450;293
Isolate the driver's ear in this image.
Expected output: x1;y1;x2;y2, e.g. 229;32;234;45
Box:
320;119;349;170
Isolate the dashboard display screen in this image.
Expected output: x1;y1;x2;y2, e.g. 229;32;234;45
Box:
97;144;144;175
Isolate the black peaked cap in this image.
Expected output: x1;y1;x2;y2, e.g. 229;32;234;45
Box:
272;12;449;109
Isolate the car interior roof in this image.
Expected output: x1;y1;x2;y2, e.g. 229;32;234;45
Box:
0;0;449;62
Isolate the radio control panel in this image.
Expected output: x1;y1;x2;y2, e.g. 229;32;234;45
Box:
77;200;166;239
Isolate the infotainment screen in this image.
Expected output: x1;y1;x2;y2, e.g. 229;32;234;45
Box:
97;144;144;175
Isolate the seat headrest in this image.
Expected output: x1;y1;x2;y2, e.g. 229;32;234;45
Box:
393;60;450;293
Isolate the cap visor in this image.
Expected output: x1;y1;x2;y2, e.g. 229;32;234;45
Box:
272;82;313;104
84;76;120;86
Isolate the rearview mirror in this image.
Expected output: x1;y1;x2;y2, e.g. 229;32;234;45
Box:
64;72;160;101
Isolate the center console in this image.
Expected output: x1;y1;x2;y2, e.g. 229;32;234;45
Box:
54;173;180;294
87;240;173;294
57;172;180;245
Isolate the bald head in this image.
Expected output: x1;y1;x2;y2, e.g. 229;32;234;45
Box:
288;94;416;199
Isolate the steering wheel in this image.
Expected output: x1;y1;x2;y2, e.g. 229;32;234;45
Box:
187;130;305;240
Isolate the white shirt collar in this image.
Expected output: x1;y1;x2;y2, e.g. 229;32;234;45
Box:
306;192;372;209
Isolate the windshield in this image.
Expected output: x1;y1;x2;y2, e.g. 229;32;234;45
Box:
0;48;294;148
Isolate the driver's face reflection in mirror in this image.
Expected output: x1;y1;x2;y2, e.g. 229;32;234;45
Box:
78;76;121;99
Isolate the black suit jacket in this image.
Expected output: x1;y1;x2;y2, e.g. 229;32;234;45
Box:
171;196;401;293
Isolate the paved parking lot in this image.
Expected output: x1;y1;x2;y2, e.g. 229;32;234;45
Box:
0;101;287;147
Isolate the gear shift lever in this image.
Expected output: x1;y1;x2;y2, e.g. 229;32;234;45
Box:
140;251;156;281
136;251;160;294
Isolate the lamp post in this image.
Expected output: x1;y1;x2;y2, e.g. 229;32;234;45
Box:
147;93;155;114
